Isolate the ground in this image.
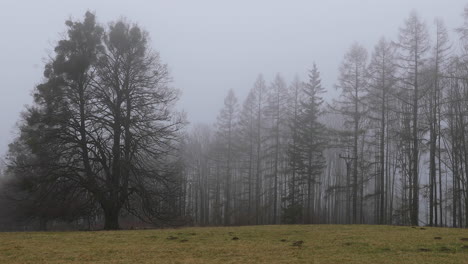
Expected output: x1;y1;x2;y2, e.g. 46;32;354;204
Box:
1;225;468;263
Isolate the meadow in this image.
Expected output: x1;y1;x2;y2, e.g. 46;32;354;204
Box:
1;225;468;263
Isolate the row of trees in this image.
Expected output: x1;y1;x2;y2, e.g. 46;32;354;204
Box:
3;9;468;230
182;10;468;228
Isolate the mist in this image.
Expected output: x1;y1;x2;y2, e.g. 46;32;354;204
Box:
2;0;468;243
1;0;466;157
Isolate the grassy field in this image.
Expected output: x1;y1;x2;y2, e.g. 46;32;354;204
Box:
1;225;468;263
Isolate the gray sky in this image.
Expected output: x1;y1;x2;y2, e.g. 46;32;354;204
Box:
0;0;466;157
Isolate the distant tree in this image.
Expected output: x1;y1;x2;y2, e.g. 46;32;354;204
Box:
284;75;304;224
426;18;451;226
334;43;368;224
3;139;96;230
215;89;239;226
290;65;327;224
366;38;397;224
395;11;430;226
266;74;289;224
183;124;215;226
251;75;269;224
238;86;260;224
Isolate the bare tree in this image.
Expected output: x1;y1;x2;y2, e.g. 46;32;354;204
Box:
215;89;239;226
6;12;184;230
335;43;368;224
266;74;289;224
366;38;397;224
395;11;430;226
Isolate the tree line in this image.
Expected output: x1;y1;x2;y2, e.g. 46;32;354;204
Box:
182;10;468;228
2;9;468;230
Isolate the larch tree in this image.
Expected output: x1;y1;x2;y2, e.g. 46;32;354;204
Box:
366;37;397;224
335;43;368;224
395;11;430;226
251;75;268;224
284;75;304;224
215;89;239;226
266;74;289;224
238;88;257;224
427;18;450;226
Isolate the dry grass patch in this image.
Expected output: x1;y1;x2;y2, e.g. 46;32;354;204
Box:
1;225;468;263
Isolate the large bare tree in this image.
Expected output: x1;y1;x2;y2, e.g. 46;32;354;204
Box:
6;12;184;230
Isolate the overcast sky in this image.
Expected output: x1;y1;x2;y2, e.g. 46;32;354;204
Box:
0;0;467;157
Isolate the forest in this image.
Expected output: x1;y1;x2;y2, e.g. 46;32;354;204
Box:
1;7;468;231
183;10;468;229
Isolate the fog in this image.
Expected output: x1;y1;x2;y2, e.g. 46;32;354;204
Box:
0;0;466;157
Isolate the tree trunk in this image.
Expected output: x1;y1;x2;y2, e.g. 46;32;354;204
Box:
379;83;386;224
273;90;280;225
353;85;359;224
103;204;120;230
411;50;420;227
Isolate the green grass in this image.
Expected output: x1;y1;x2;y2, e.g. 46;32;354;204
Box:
1;225;468;263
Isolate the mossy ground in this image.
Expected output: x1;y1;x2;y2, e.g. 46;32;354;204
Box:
1;225;468;263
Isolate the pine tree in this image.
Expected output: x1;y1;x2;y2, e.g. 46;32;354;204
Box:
284;76;304;224
291;64;327;224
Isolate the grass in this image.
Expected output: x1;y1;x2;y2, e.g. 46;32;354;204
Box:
1;225;468;263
